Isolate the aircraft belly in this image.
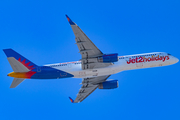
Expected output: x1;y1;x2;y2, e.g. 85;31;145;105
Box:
72;67;116;78
49;55;174;79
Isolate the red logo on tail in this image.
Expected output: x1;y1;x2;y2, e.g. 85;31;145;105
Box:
18;58;35;70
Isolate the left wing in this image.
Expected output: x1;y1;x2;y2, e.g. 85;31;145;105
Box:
65;15;103;59
70;75;110;103
66;15;112;70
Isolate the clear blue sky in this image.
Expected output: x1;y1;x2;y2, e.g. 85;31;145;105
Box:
0;0;180;120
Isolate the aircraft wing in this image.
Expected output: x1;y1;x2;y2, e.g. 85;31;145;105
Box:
70;75;110;103
66;15;111;69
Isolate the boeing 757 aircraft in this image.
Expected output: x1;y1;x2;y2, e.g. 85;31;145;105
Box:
3;15;179;103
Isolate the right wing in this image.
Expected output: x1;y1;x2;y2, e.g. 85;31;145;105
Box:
71;75;110;103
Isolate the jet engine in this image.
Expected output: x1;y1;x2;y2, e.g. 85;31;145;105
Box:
98;80;118;89
98;53;118;63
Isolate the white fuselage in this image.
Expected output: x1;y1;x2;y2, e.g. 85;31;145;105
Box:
44;52;179;78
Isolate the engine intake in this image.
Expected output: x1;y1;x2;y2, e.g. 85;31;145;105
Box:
98;53;118;63
99;80;118;89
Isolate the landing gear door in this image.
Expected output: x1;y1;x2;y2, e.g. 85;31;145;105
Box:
92;69;98;77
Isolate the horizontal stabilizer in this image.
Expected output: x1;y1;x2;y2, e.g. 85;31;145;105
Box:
10;78;25;88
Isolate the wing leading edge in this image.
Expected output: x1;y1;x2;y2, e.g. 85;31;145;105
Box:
65;15;103;58
66;15;112;70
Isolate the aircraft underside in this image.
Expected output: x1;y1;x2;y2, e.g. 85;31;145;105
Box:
3;15;179;103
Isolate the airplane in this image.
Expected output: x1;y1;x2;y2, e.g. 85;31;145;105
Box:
3;15;179;103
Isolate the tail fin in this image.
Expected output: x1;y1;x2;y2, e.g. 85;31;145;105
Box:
3;49;37;72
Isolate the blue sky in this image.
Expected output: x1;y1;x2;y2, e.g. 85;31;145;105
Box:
0;0;180;119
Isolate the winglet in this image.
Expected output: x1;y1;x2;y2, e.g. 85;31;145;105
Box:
65;15;75;25
69;97;74;103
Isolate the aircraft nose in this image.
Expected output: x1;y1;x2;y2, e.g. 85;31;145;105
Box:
174;57;179;63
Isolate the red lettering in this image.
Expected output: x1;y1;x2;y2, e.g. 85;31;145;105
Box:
151;56;155;61
159;56;163;61
155;55;159;61
143;57;146;62
139;57;144;62
127;58;132;64
136;57;139;63
126;55;170;64
132;59;135;63
147;57;151;62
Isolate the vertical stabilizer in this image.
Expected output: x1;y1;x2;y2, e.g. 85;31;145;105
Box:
3;49;38;72
7;57;30;72
3;49;38;88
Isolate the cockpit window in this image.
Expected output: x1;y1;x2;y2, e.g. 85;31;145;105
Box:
167;53;171;55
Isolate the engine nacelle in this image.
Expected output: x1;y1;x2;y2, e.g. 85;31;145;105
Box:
98;53;118;63
98;80;118;89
